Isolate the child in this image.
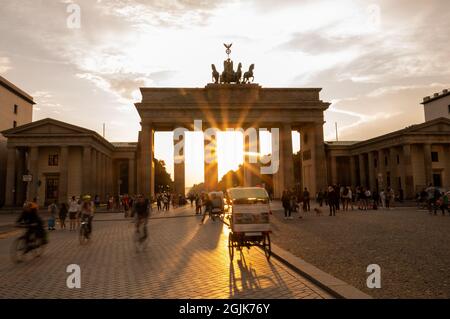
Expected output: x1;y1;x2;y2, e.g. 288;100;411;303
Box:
47;200;58;230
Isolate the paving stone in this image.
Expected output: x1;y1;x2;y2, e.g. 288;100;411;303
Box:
0;206;332;299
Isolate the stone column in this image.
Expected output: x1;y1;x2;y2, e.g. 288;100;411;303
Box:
378;149;385;190
136;132;142;195
58;146;69;204
128;157;136;195
243;127;259;187
313;123;327;195
204;129;218;191
389;147;399;192
282;124;294;190
106;156;113;198
349;156;357;187
28;147;39;201
368;151;376;191
141;124;155;199
4;147;16;206
423;143;432;186
401;144;414;199
16;149;27;206
173;131;185;195
330;155;338;185
272;126;284;199
96;151;101;197
82;146;92;196
443;144;450;188
358;153;367;187
102;154;107;200
91;149;97;196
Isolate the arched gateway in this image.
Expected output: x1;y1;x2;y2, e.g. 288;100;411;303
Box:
135;48;330;198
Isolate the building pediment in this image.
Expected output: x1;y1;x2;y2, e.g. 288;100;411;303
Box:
1;118;95;137
404;118;450;134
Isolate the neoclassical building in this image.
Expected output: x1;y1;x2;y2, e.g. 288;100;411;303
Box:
1;119;137;207
0;76;34;207
325;117;450;199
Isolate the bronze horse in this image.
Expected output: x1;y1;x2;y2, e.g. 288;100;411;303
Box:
211;64;219;84
243;64;255;84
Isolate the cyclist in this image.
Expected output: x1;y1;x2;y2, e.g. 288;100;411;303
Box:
134;195;150;241
80;195;94;238
16;202;48;250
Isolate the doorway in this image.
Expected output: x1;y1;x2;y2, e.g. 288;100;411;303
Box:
432;173;442;188
45;176;59;205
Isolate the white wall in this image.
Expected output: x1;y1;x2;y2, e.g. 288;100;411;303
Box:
424;95;450;122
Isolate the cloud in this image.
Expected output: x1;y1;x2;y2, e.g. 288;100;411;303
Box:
0;56;12;73
325;82;450;141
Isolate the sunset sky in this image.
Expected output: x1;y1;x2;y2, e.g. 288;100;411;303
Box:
1;0;449;187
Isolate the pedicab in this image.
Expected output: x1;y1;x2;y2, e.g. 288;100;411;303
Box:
208;191;225;221
226;187;272;261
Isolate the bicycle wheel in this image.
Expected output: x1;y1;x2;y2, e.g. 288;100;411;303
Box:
263;233;271;260
134;223;147;252
10;237;27;263
228;233;234;261
30;235;46;258
79;225;89;245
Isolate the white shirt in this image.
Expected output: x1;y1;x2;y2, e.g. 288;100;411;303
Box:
69;199;80;212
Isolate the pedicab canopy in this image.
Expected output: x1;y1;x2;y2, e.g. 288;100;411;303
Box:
227;187;270;232
227;187;269;204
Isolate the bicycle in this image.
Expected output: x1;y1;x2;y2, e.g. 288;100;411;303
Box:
11;224;46;263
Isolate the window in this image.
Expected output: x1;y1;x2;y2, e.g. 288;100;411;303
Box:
14;104;18;114
448;105;450;114
13;121;17;128
384;156;388;166
374;158;378;168
48;155;59;166
397;155;400;165
431;152;439;162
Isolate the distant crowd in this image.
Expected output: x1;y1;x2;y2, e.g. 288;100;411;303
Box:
280;183;449;218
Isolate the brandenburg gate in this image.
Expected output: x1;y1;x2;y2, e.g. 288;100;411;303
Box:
135;45;330;199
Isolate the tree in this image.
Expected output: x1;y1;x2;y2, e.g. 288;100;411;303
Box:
217;165;243;191
154;159;173;193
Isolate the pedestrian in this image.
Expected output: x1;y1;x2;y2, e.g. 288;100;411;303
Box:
425;183;435;213
342;187;349;211
47;200;58;230
432;188;441;215
328;186;338;216
68;196;79;231
441;192;449;216
302;187;310;212
281;190;292;219
380;189;386;209
385;187;392;209
347;187;353;210
365;188;372;210
195;194;203;215
316;189;324;207
59;202;68;229
200;193;212;224
372;190;379;210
